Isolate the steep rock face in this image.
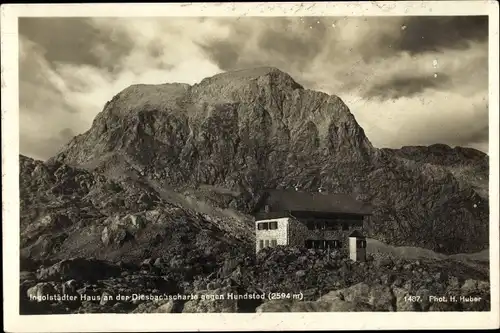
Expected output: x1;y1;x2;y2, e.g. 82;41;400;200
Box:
48;67;488;254
55;68;373;187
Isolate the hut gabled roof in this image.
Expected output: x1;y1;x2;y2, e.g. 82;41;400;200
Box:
254;189;373;216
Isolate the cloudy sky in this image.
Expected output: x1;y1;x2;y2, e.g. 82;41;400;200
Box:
19;16;489;160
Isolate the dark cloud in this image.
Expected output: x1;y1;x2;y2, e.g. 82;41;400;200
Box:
19;38;81;114
363;73;452;100
198;39;241;70
196;18;249;71
59;128;76;140
198;16;489;75
258;30;317;62
146;41;175;71
257;20;329;70
18;18;134;74
146;41;165;59
396;16;488;54
198;17;331;72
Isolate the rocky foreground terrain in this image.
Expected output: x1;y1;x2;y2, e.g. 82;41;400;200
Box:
20;67;490;313
21;247;490;313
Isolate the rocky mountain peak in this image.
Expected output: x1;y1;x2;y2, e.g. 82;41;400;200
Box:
54;67;374;179
196;66;304;90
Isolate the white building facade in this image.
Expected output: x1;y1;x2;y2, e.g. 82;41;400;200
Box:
255;217;290;253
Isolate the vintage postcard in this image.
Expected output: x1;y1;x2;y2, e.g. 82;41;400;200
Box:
2;1;499;331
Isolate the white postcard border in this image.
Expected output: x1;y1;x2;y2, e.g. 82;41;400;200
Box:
2;2;499;331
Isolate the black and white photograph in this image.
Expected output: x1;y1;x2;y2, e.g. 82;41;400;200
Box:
2;2;499;332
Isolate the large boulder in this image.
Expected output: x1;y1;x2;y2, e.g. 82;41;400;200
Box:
320;283;395;311
26;282;57;302
36;258;121;282
392;287;419;311
101;214;146;246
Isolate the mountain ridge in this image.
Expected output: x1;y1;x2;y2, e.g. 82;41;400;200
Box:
24;67;488;256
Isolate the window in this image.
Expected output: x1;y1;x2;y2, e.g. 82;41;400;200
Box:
264;205;270;213
304;240;342;250
307;220;329;231
265;240;270;247
257;222;269;230
305;240;326;249
257;221;277;230
271;239;277;247
259;240;264;250
329;240;341;248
